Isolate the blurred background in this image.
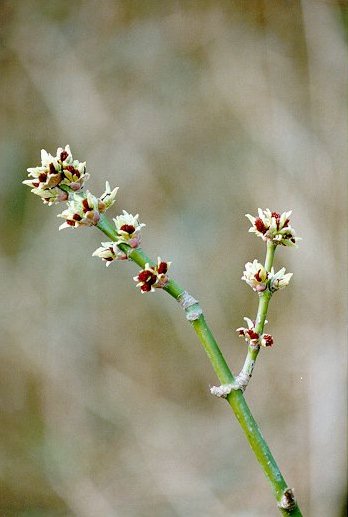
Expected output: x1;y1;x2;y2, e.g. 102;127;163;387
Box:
0;1;347;515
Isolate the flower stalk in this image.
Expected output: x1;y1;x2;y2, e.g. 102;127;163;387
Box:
240;241;276;387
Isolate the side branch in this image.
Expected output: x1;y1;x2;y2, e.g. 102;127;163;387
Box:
96;213;302;516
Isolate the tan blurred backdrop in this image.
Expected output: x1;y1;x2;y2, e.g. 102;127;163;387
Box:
0;1;347;516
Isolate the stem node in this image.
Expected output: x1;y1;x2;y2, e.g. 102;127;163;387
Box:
278;488;297;512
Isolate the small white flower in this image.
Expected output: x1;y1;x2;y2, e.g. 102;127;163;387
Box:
92;242;127;266
113;211;145;248
99;181;119;210
268;267;293;292
236;318;274;347
236;317;260;345
241;260;268;292
246;209;301;247
30;187;68;206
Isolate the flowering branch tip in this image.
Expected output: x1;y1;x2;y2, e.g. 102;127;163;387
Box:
246;208;301;247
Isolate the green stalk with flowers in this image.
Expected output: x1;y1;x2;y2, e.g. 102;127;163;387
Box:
23;146;303;515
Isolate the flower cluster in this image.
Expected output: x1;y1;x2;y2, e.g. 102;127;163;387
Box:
236;318;274;347
58;182;118;230
23;146;89;205
242;261;292;292
134;258;171;293
246;209;301;247
113;211;146;248
92;242;128;265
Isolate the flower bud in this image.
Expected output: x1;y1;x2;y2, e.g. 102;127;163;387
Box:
241;260;268;292
236;317;260;345
92;242;127;266
268;267;293;292
237;318;274;348
260;334;274;347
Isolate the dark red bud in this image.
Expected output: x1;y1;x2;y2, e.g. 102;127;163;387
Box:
72;213;82;221
38;172;47;183
141;284;152;292
60;150;69;161
157;262;168;275
263;334;273;346
49;163;56;174
66;220;76;226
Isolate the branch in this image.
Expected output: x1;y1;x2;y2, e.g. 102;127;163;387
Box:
97;215;302;516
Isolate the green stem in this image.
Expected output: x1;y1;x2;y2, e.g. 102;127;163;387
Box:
96;214;301;515
240;241;276;382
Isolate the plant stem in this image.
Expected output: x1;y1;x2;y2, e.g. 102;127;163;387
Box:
96;215;302;515
238;241;276;384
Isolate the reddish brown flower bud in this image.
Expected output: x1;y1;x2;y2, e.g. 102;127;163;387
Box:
157;262;168;275
261;334;273;347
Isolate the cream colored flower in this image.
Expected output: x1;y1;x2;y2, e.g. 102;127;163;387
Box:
99;181;119;210
241;260;268;292
236;317;260;345
58;180;118;230
236;318;274;347
92;242;127;266
268;267;293;292
246;209;301;247
113;211;145;248
30;186;68;206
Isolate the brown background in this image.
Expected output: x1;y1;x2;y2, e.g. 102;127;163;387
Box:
0;1;347;516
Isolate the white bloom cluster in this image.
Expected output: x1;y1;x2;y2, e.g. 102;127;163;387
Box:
241;260;268;292
246;209;301;247
23;146;89;205
242;260;292;292
236;317;274;347
58;182;118;230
